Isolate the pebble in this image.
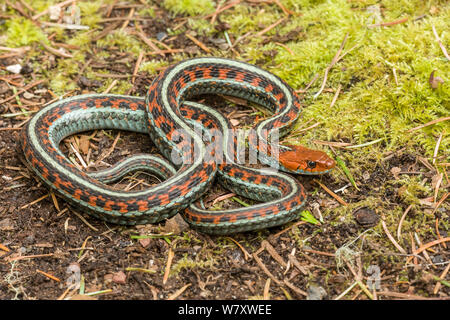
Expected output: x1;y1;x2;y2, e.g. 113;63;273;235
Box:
353;207;379;228
6;64;22;74
156;31;167;41
307;284;327;300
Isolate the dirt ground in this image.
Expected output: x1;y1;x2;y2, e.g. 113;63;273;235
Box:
0;1;449;301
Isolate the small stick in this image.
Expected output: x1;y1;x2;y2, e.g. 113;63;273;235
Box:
163;248;175;285
275;42;293;55
296;73;319;93
313;33;349;99
335;281;358;300
314;179;348;206
146;49;184;56
432;131;443;165
407;116;450;132
0;79;47;104
392;67;399;86
303;248;335;257
312;140;352;148
21;194;49;209
204;0;241;19
103;79;118;94
50;191;60;212
414;232;434;267
36;269;61;282
134;31;165;57
283;279;307;297
435;218;447;249
253;252;282;286
132;52;144;84
70;210;99;232
367;17;408;28
185;33;211;53
406;237;450;264
431;24;450;61
32;0;77;20
380;214;407;254
410;233;418;265
432;192;449;215
7;253;54;262
433;263;450;294
329;84;342;109
224;237;251;260
0;243;10;252
396;204;413;241
120;8;135;31
263;278;271;299
212;193;236;205
255;17;286;37
167;284;191;300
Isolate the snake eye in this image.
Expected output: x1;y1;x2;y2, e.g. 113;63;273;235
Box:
307;160;316;169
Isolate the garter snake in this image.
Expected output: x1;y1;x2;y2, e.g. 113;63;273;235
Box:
20;57;335;235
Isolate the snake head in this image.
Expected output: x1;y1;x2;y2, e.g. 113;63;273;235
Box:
279;145;336;174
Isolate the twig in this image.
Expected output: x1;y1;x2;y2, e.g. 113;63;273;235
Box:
313;33;349;99
120;8;135;31
185;33;211;53
433;263;450;294
396;204;413;241
133;31;165;57
380;215;407;254
407;116;450;132
314;179;348;206
253;252;282;286
406;237;450;264
0;79;47;104
103;79;118;94
431;24;450;61
204;0;241;19
21;194;49;209
167;284;191;300
132;52;144;84
36;269;61;282
432;131;443;165
7;253;54;262
70;210;99;232
32;0;77;20
163;247;175;285
263;278;271;299
255;17;286;37
329;84;342;108
367;17;408;28
224;237;251;261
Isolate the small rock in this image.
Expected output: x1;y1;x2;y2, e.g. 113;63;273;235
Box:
0;218;14;231
139;237;151;248
161;213;189;234
6;64;22;74
156;31;167;41
112;271;127;284
391;167;401;179
353;207;379;228
307;284;327;300
23;92;35;100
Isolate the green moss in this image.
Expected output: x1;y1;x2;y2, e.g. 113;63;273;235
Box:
163;0;215;16
78;2;103;28
170;253;217;276
5;18;47;47
139;59;169;75
96;30;143;56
